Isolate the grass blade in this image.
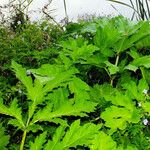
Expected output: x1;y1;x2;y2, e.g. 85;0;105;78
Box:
108;0;142;18
145;0;150;19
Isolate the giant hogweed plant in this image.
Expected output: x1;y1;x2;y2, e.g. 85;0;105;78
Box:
0;61;101;149
58;16;150;148
60;16;150;85
0;17;150;149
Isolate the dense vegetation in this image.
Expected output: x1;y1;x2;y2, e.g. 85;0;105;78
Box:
0;15;150;150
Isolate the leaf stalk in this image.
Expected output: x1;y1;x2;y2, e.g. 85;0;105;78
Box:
20;130;27;150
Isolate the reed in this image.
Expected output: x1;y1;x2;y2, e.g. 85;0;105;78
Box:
108;0;150;20
63;0;69;22
9;0;34;14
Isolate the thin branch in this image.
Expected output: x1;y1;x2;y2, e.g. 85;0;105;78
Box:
42;8;63;30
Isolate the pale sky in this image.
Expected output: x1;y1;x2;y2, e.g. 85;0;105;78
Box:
0;0;134;21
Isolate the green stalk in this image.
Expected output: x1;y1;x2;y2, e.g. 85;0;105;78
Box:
115;54;120;66
140;67;146;80
19;117;30;150
111;54;120;86
20;130;27;150
105;67;113;86
110;79;114;86
19;101;36;150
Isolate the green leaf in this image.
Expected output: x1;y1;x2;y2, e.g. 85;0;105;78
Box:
90;131;116;150
59;53;72;69
138;79;149;93
61;37;99;62
123;79;149;101
68;77;90;100
31;96;96;124
105;61;119;75
12;61;78;121
45;120;101;150
117;145;138;150
127;48;140;59
90;83;116;106
101;106;140;130
30;86;97;125
83;54;107;66
81;23;97;34
140;68;150;85
30;132;47;150
42;67;78;94
8;119;24;129
128;55;150;69
45;126;65;150
142;102;150;113
104;91;134;110
0;124;10;150
26;124;43;133
0;98;24;129
61;120;101;148
136;36;150;49
12;61;45;119
94;19;121;56
125;64;138;72
114;21;150;53
11;60;33;94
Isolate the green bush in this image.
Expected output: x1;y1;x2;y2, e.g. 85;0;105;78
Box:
0;21;63;97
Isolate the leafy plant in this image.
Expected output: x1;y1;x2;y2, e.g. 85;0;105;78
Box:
0;60;100;149
0;16;150;150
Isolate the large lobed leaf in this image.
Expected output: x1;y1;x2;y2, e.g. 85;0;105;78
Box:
44;120;101;150
90;131;116;150
101;106;140;130
30;132;47;150
12;61;79;120
30;87;97;125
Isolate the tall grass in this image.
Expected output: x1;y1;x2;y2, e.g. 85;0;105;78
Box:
108;0;150;20
63;0;69;22
9;0;34;19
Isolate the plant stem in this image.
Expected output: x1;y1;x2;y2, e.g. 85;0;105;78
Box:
105;68;113;86
20;102;34;150
111;54;120;86
20;100;37;149
140;67;146;80
115;54;120;66
110;79;114;86
20;130;27;150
